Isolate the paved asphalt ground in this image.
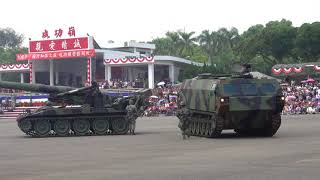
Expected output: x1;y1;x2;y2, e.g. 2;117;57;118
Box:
1;115;320;180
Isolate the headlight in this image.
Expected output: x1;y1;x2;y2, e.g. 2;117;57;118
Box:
220;98;225;103
281;96;285;101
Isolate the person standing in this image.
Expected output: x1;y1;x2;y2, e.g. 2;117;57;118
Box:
126;99;138;135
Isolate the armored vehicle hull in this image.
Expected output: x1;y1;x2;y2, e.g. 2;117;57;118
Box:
18;106;132;137
177;72;285;138
0;81;151;137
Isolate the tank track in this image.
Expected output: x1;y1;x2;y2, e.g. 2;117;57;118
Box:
264;112;281;136
17;115;131;137
186;115;224;138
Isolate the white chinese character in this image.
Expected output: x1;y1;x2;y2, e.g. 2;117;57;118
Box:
35;42;43;51
62;40;68;50
73;39;81;48
49;41;55;50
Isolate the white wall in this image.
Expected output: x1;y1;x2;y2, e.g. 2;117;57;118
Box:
103;50;139;59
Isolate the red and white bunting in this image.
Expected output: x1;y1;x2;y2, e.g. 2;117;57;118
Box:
293;67;303;73
283;67;293;74
272;67;282;74
0;64;30;72
314;65;320;72
104;56;154;65
272;65;320;74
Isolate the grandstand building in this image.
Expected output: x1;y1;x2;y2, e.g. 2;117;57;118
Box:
1;39;202;89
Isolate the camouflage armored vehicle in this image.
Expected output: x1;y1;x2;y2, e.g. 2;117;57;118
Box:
177;64;285;138
0;81;151;137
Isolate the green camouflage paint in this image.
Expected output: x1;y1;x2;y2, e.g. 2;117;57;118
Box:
177;65;285;138
0;81;151;137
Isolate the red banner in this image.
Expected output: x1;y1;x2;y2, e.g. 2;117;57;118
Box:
29;37;89;53
16;49;95;61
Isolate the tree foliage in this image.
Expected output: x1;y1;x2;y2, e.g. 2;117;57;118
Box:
0;28;26;64
0;28;24;48
153;19;320;79
295;22;320;62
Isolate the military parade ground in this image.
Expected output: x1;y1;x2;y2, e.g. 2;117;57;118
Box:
0;114;320;180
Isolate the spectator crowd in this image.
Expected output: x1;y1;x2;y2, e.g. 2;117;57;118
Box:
98;78;147;89
144;84;179;116
282;80;320;115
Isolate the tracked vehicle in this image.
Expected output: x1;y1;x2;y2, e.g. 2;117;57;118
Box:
0;81;151;137
177;64;285;138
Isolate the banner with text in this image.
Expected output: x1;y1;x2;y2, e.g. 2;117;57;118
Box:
29;37;89;53
16;49;95;61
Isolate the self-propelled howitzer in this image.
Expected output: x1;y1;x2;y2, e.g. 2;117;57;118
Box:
0;81;151;137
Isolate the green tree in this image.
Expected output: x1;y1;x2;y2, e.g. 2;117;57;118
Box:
0;28;24;48
260;19;297;63
295;22;320;62
234;24;265;62
165;31;181;56
198;30;216;64
0;27;27;81
152;37;171;55
178;31;197;57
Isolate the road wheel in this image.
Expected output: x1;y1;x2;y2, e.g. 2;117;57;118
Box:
34;120;51;137
92;119;109;135
201;123;206;136
205;123;210;136
209;116;223;138
111;118;129;134
18;119;32;134
193;122;197;135
207;122;213;136
189;122;194;134
73;119;90;135
54;120;70;136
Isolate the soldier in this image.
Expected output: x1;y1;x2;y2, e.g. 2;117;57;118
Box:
126;99;138;135
177;107;191;140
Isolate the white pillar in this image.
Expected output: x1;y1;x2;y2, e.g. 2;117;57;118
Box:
31;62;36;84
148;63;154;89
169;64;175;83
49;60;54;86
129;67;134;81
20;73;24;83
105;65;111;81
55;72;59;85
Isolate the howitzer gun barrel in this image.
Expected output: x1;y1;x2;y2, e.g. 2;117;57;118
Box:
0;81;75;94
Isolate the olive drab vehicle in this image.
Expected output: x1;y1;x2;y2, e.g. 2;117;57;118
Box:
0;81;151;137
177;64;285;138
